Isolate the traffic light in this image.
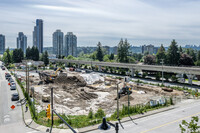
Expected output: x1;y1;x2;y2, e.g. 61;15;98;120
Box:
46;104;51;119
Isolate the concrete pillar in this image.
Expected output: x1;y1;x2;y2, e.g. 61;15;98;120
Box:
186;74;194;85
64;62;68;67
78;63;80;68
130;68;135;77
98;65;102;72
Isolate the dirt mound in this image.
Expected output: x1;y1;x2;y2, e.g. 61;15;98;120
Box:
55;73;86;86
120;95;134;102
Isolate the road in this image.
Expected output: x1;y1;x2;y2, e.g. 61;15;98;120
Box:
0;62;41;133
88;99;200;133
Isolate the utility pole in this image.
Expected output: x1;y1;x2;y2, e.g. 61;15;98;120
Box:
50;87;54;133
160;59;164;85
117;83;119;120
28;64;30;96
26;60;28;93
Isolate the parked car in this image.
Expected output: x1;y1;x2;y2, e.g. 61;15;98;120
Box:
10;85;16;90
10;82;16;86
85;69;93;73
75;68;82;72
5;73;11;80
11;93;19;101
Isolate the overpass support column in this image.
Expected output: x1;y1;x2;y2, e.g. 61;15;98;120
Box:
98;65;102;72
64;62;68;67
131;68;135;77
186;74;194;85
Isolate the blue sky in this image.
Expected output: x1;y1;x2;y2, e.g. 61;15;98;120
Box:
1;0;200;48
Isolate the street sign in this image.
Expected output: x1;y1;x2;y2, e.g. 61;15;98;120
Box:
11;105;15;109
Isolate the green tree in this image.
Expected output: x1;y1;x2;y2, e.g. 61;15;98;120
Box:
189;49;197;62
179;46;183;53
13;48;24;63
96;42;103;61
4;48;12;65
167;39;180;65
156;44;166;64
179;116;200;133
103;54;110;62
43;51;49;66
26;46;31;59
88;109;94;119
197;50;200;61
109;53;114;60
117;39;130;63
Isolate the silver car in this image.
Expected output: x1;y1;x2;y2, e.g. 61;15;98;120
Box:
10;85;16;90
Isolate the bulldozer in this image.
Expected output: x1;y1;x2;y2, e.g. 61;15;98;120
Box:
38;68;63;83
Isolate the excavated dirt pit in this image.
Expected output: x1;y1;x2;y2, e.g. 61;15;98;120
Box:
19;70;185;116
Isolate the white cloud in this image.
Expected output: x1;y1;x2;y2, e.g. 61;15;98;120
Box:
1;0;200;48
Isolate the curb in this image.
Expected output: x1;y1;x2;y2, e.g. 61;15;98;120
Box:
79;106;177;133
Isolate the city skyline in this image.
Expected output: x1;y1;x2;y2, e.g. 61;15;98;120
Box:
1;0;200;47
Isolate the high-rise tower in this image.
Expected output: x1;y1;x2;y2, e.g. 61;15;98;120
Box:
17;32;27;53
33;19;43;53
64;32;77;57
53;30;64;56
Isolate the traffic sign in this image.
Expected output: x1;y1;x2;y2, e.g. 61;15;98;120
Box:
11;105;15;109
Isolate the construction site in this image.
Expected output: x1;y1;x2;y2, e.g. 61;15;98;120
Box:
16;68;185;116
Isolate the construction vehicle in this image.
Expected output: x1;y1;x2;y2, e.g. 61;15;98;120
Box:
39;68;63;83
115;86;132;100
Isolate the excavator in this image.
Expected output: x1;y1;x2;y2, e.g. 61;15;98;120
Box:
115;86;132;100
38;68;63;83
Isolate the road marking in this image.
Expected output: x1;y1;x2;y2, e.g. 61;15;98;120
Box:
140;111;200;133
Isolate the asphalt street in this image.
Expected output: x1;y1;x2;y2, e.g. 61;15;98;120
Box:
0;62;41;133
88;100;200;133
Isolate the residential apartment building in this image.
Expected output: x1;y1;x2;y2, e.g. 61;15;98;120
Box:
64;32;77;57
0;34;5;54
17;32;27;53
33;19;43;53
53;30;64;56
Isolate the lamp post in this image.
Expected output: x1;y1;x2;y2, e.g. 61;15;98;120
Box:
27;62;32;96
160;59;164;85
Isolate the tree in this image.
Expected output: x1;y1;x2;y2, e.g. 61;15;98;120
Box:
144;55;156;65
188;49;197;62
197;50;200;61
88;109;94;119
179;53;194;66
96;42;103;61
167;39;180;65
103;55;110;62
179;46;183;53
109;53;114;60
26;46;39;61
179;116;200;133
43;51;49;66
3;48;12;65
117;39;130;63
156;44;166;64
13;48;24;63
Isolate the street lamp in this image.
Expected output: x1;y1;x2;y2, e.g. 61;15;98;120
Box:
160;59;164;85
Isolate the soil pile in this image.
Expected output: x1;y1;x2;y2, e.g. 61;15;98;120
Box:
55;73;86;86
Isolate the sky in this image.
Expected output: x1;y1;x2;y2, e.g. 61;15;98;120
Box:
1;0;200;48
